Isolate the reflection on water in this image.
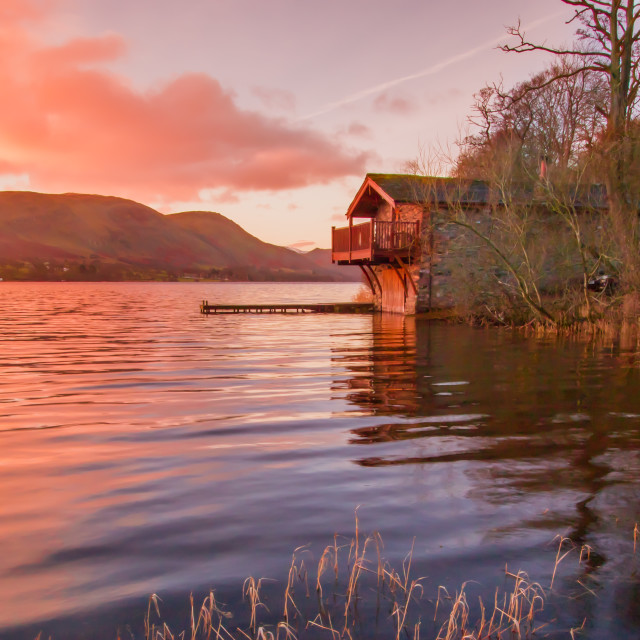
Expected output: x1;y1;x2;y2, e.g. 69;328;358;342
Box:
0;284;638;639
340;315;640;637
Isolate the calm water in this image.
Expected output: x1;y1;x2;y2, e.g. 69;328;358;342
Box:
0;282;638;639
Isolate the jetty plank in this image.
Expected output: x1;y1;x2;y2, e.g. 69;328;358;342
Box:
200;301;373;315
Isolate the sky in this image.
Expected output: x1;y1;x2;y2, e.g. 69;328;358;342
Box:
0;0;578;248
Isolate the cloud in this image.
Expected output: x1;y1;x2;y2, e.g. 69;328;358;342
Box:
251;86;296;113
346;122;371;138
330;213;346;222
0;172;30;189
288;240;316;250
195;188;240;205
373;93;416;115
0;0;52;22
0;5;368;201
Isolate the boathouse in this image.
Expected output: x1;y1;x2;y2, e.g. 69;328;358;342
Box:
331;173;494;313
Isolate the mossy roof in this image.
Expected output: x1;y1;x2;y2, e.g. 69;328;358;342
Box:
365;173;607;209
366;173;494;205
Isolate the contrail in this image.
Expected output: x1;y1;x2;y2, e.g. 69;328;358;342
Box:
297;11;567;122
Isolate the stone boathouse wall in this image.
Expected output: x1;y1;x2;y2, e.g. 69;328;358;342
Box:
370;203;490;314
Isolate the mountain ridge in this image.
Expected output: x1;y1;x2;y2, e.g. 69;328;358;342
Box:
0;191;360;282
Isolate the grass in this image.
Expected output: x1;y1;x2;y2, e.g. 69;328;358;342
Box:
351;286;374;304
28;519;636;639
121;518;640;640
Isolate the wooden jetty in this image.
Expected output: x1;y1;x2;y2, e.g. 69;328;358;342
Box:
200;301;373;314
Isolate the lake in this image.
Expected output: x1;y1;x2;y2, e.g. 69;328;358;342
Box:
0;282;638;639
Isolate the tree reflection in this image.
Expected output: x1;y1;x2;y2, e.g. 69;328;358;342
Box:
334;316;640;624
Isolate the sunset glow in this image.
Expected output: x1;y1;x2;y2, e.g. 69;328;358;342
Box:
1;0;576;246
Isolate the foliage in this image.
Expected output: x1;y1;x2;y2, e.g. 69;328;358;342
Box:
440;1;640;326
135;527;584;640
0;260;340;283
500;0;640;290
456;57;608;182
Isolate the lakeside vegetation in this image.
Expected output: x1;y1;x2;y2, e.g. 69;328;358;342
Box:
118;518;639;640
417;1;640;332
0;261;345;283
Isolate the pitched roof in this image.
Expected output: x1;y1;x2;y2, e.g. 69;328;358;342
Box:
365;173;494;206
360;173;608;210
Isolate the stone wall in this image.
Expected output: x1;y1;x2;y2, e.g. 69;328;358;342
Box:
376;201;393;222
396;203;423;224
367;197;601;315
415;205;602;314
418;206;491;310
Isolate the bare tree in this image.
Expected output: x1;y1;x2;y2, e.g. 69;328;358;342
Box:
410;52;623;327
501;0;640;289
406;155;563;325
453;57;614;325
456;58;608;180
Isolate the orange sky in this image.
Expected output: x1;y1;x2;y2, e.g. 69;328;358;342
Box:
1;0;576;247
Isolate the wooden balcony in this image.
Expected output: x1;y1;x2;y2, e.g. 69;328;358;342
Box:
331;220;421;264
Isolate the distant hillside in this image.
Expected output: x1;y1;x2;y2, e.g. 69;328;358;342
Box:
0;191;361;282
302;247;361;280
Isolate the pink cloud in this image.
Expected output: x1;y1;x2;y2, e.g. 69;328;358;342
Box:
346;122;372;138
289;241;315;250
251;86;296;113
201;189;240;205
0;5;369;201
35;33;127;68
0;0;52;22
373;92;416;114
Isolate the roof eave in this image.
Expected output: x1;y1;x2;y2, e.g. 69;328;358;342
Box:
345;175;396;218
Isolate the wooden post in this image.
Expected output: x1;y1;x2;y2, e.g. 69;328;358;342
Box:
358;264;376;294
348;217;352;262
368;265;381;294
395;256;418;295
369;219;374;261
390;262;407;295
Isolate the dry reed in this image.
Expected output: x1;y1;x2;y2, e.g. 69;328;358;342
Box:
350;286;373;304
55;517;639;640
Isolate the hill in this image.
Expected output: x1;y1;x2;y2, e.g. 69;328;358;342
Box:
301;247;360;280
0;191;360;282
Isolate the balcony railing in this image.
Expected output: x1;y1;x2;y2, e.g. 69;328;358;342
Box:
331;220;420;264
